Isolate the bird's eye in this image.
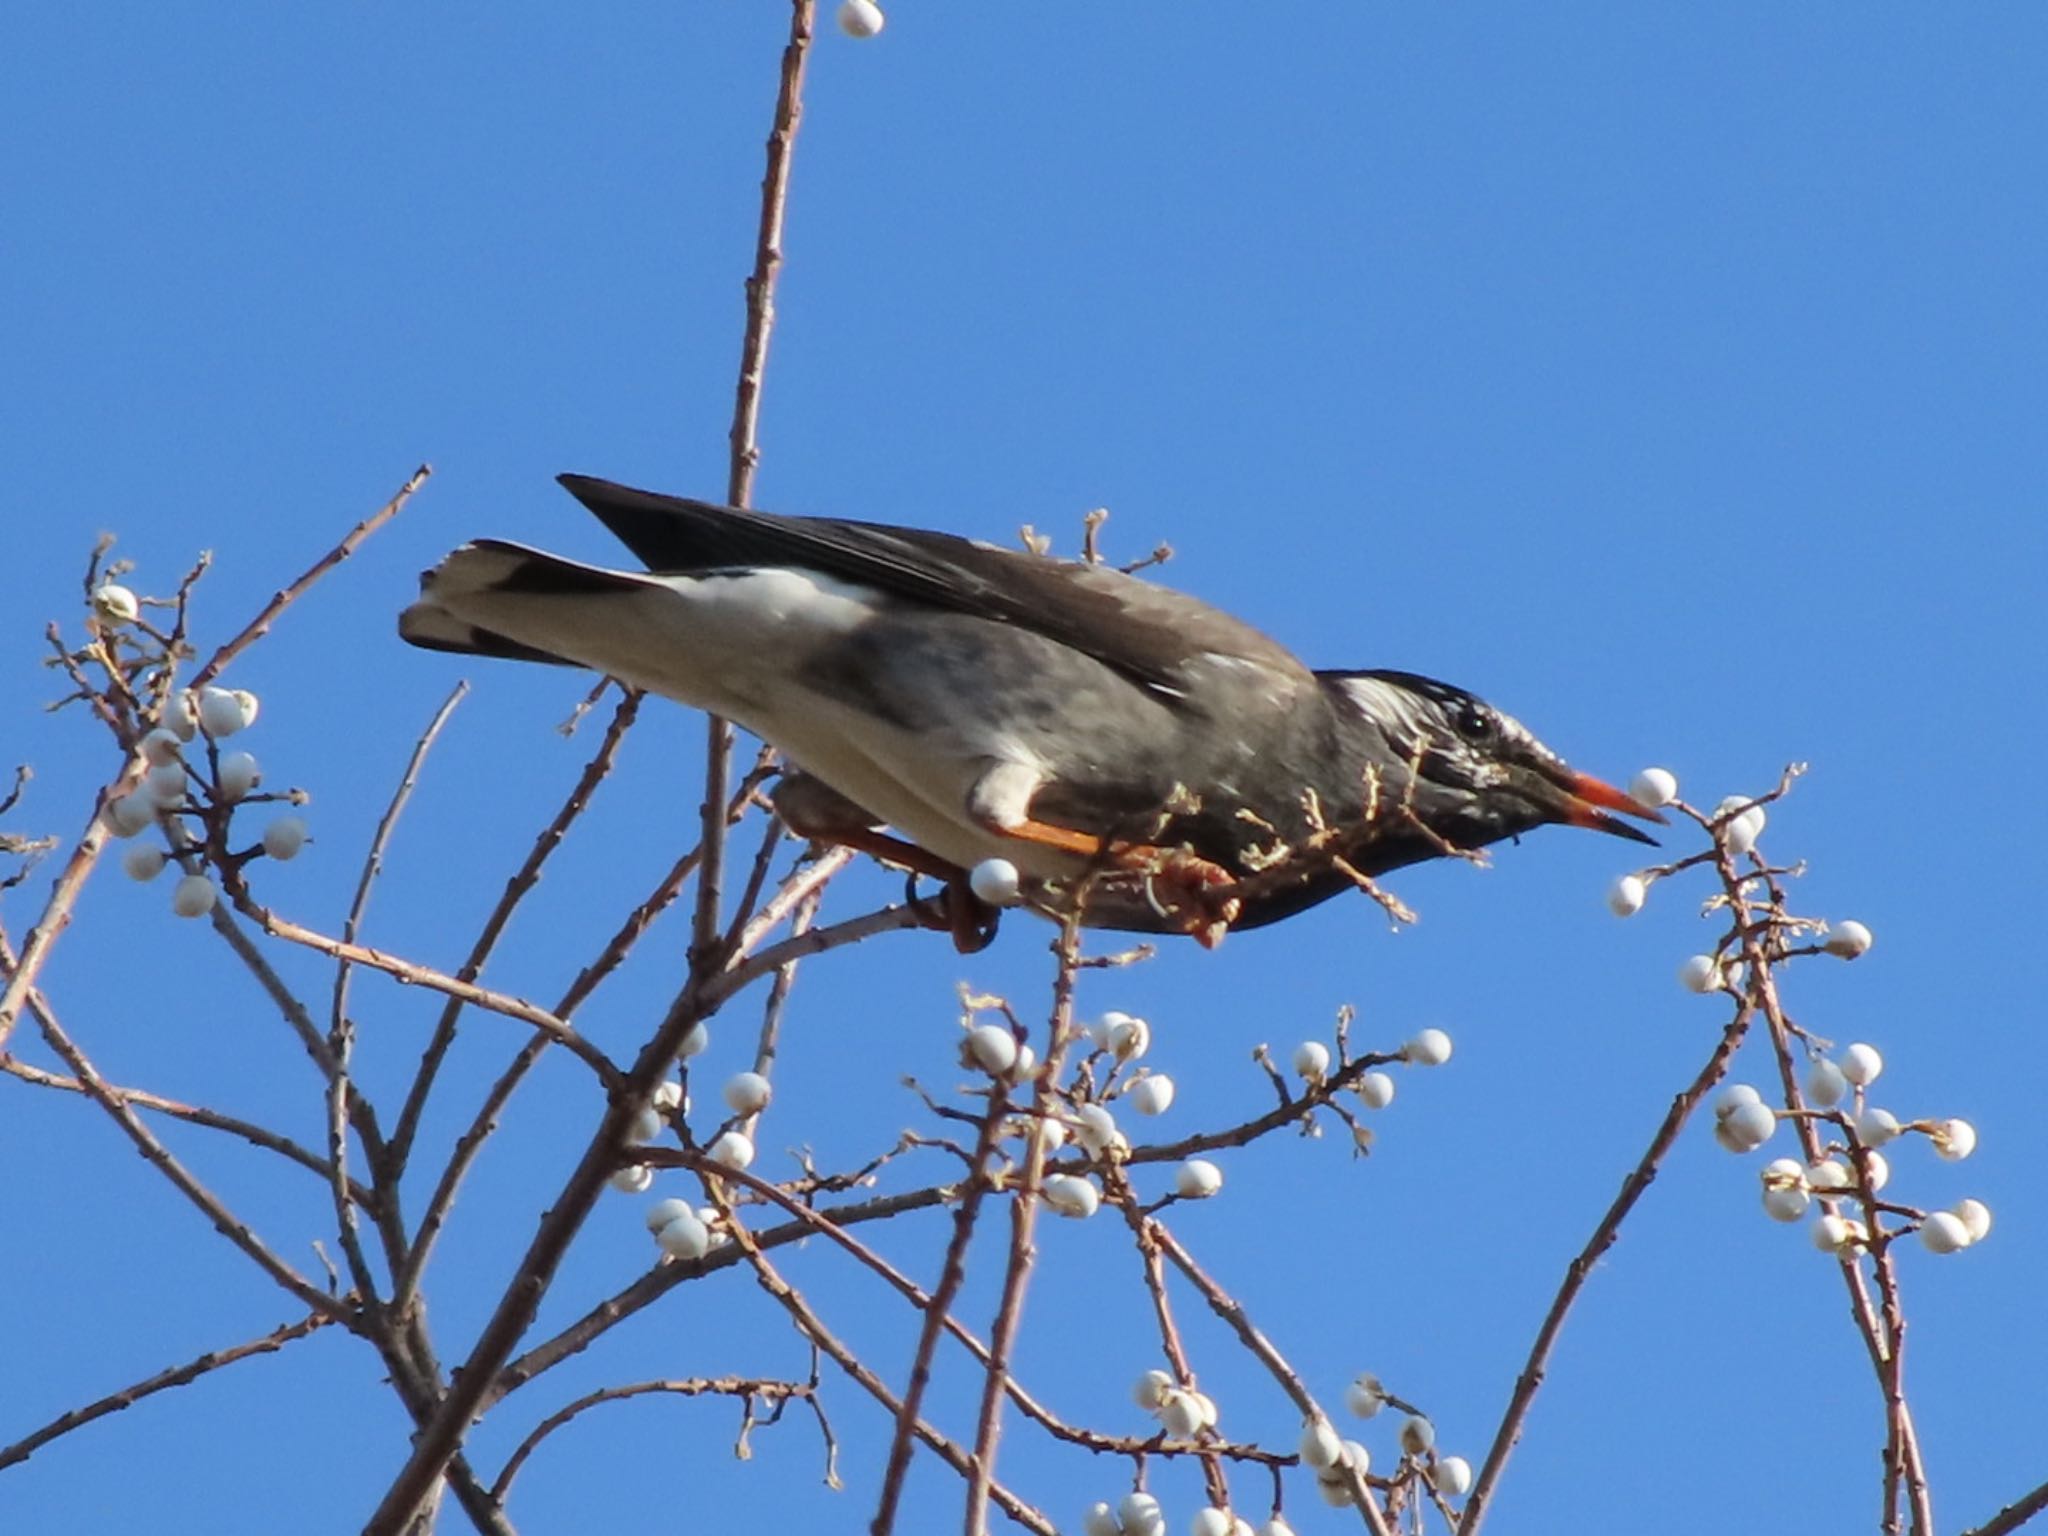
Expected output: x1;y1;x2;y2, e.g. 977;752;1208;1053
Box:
1455;703;1492;740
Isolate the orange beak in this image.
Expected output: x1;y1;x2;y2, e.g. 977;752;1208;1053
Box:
1528;767;1666;845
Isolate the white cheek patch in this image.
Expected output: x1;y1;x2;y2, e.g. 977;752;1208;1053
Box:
1335;676;1436;746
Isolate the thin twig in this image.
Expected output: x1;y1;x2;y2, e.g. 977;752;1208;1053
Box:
0;931;347;1322
1460;995;1757;1534
872;1084;1012;1534
192;465;430;688
329;685;468;1308
387;687;640;1176
0;764;142;1051
962;920;1087;1535
490;1377;814;1501
0;1311;334;1470
0;1056;366;1201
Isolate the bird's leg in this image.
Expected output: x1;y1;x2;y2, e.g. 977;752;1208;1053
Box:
965;763;1241;947
771;775;999;953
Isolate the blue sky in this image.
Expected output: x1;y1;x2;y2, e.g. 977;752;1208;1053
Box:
4;6;2044;1533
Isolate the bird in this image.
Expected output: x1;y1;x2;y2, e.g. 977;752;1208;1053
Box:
400;474;1661;950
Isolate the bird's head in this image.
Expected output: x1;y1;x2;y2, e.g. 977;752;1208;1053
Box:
1327;669;1664;851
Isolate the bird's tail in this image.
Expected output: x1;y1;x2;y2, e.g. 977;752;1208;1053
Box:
397;540;651;666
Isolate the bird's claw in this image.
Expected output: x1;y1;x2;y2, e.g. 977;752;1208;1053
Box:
1139;850;1242;949
904;873;1001;954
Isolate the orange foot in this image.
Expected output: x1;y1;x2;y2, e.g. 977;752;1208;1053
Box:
988;816;1242;948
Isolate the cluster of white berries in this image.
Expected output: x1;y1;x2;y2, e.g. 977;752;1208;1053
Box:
1083;1490;1282;1536
103;684;307;918
615;1022;774;1236
1608;771;1876;982
836;0;885;38
962;1006;1232;1221
1297;1374;1473;1507
1133;1369;1220;1439
1717;1042;1990;1257
1286;1027;1448;1155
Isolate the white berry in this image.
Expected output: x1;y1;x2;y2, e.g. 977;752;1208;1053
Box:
1092;1010;1135;1049
196;687;248;739
1952;1198;1993;1243
1919;1212;1971;1254
624;1106;664;1144
609;1163;652;1194
139;728;184;767
1132;1369;1174;1410
1839;1043;1884;1087
163;692;200;742
1082;1504;1122;1536
1344;1373;1385;1418
1107;1014;1152;1060
1128;1074;1176;1116
1400;1415;1435;1455
1932;1118;1977;1161
1607;874;1646;917
1805;1058;1849;1108
836;0;885;37
1629;767;1678;808
1812;1213;1866;1253
1824;920;1874;959
263;816;307;860
121;844;166;882
657;1211;713;1259
1678;955;1722;994
968;857;1022;907
1715;796;1766;853
1721;1101;1777;1151
707;1130;755;1170
1292;1041;1331;1080
92;582;140;625
1041;1173;1100;1219
1855;1107;1901;1146
1404;1027;1453;1066
722;1071;772;1115
1300;1415;1343;1468
104;793;156;837
1435;1454;1474;1497
1355;1071;1396;1110
170;873;216;918
1158;1388;1205;1438
1258;1521;1297;1536
1190;1509;1234;1536
1073;1103;1120;1154
143;763;189;807
1174;1159;1223;1199
215;750;260;801
1316;1474;1358;1507
964;1023;1019;1077
1808;1159;1852;1192
1762;1185;1811;1222
1861;1150;1891;1192
645;1197;693;1232
1119;1492;1166;1536
676;1020;711;1059
1715;1083;1763;1115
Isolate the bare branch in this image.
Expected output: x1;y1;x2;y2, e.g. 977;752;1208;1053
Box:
0;1311;334;1471
192;465;430;688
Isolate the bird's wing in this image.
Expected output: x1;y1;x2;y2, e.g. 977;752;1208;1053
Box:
557;474;1312;703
